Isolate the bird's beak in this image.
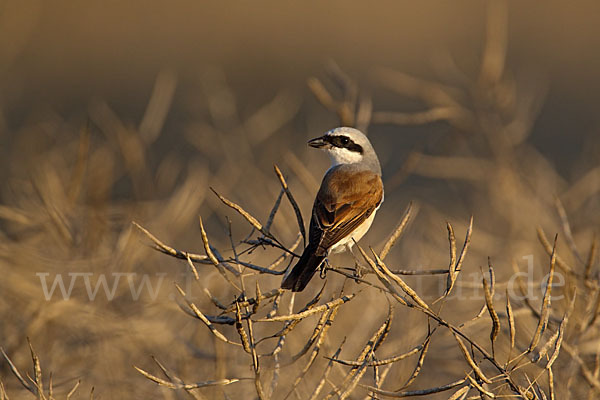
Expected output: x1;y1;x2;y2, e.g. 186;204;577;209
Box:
308;135;327;148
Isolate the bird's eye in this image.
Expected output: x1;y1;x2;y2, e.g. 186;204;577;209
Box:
341;137;349;145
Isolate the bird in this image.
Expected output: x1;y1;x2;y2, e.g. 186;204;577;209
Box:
281;127;383;292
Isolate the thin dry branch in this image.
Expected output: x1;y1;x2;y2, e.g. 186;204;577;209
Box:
284;305;341;399
199;216;241;289
327;341;423;367
225;288;284;314
372;249;432;313
379;202;413;260
254;294;355;322
27;338;43;400
465;374;496;399
135;366;239;390
1;347;34;394
327;309;394;400
397;333;431;390
365;377;466;398
211;188;269;237
537;228;574;275
452;217;473;291
452;332;492;384
555;197;584;264
483;268;500;357
506;289;516;360
175;284;242;347
585;235;598;280
355;243;409;306
287;306;333;362
307;339;346;400
528;234;557;353
265;188;284;232
447;385;470;400
274;165;306;246
259;284;326;345
133;221;208;262
66;380;81;400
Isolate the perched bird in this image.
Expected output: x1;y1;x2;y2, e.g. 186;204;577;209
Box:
281;127;383;292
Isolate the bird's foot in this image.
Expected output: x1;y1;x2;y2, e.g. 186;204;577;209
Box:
319;258;331;279
346;244;365;280
353;262;365;280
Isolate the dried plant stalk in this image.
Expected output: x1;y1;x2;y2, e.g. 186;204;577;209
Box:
529;234;557;353
328;310;393;400
175;284;241;346
284;305;341;399
265;188;284;232
225;288;283;313
235;302;252;354
287;307;332;361
135;366;239;390
372;249;432;313
555;197;584;264
260;285;326;346
274;165;306;246
398;334;431;389
27;338;43;400
534;324;561;364
1;347;33;393
506;289;516;351
465;374;495;398
211;188;269;237
133;221;208;262
482;271;500;357
355;243;409;306
328;342;423;367
308;339;346;400
447;385;470;400
185;254;200;280
379;202;413;260
548;367;555;400
537;227;573;274
255;294;355;322
365;377;466;398
448;222;457;270
66;380;81;400
438;217;473;303
585;235;598;279
451;332;492;384
546;292;576;369
199;216;240;284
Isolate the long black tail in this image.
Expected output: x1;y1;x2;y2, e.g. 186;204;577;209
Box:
281;246;325;292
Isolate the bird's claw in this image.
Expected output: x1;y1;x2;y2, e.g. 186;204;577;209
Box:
319;258;330;279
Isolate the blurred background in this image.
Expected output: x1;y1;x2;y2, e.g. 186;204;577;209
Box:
1;1;600;399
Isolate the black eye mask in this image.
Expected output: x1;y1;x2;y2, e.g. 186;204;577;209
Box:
325;135;363;154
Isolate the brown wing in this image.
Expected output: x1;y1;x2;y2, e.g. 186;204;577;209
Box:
309;165;383;255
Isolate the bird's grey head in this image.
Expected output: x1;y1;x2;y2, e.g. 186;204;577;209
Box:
308;127;381;175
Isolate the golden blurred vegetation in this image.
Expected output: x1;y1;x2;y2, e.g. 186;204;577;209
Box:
1;1;600;399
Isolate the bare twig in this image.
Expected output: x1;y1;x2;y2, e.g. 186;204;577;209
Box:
528;234;557;353
380;203;413;260
135;366;239;390
255;294;356;322
176;284;242;346
274;165;306;246
365;377;466;398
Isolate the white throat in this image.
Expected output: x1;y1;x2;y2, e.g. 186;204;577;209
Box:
327;147;363;166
